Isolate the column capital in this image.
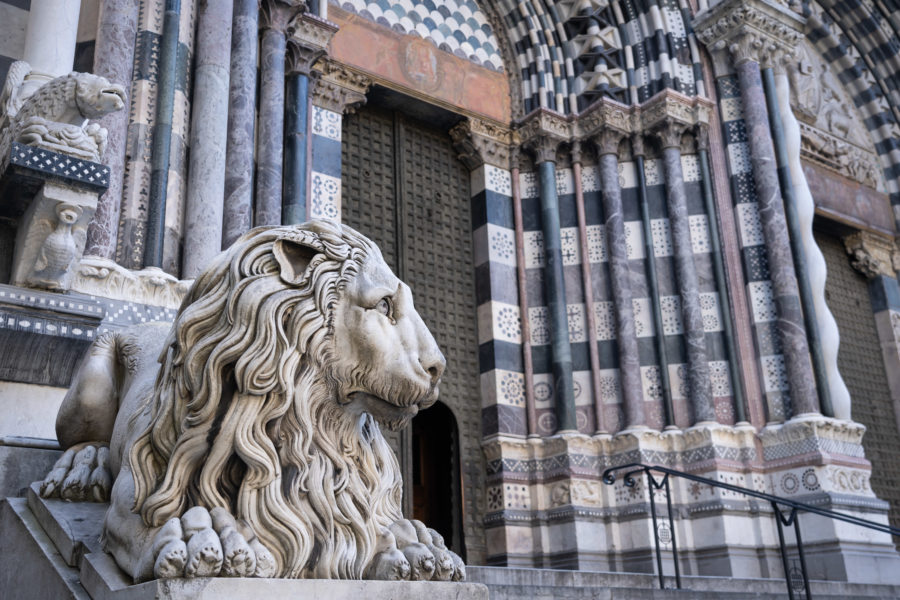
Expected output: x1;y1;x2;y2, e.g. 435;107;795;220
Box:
693;0;805;70
638;88;713;133
592;128;626;157
570;140;584;165
285;12;337;76
650;117;689;150
449;118;514;170
695;124;710;152
311;60;371;114
844;231;900;280
260;0;306;33
516;108;571;164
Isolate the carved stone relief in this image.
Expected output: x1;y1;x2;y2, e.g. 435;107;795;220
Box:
0;62;126;162
788;42;883;190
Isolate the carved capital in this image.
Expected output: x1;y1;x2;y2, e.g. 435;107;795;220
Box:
695;124;710;152
575;96;634;139
311;60;371;114
516;109;571;165
593;128;626;157
285;12;337;76
570;140;584;165
260;0;306;33
449;118;514;170
637;88;711;136
651;117;688;150
693;0;805;70
844;231;899;279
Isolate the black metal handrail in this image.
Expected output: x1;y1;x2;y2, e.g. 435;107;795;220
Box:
602;463;900;599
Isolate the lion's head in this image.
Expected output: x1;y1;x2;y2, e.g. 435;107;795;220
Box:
127;220;445;579
74;73;126;119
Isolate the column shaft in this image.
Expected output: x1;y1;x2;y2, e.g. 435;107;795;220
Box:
144;0;181;268
539;160;577;432
512;165;538;436
283;72;309;224
21;0;80;95
600;152;645;428
84;0;139;258
661;145;714;423
223;0;259;247
698;146;747;423
182;0;233;278
636;150;674;427
255;28;286;226
736;60;818;415
574;158;606;433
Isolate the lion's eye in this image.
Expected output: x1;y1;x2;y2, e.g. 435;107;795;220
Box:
375;297;393;319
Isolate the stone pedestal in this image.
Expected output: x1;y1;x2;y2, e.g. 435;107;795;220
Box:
0;483;489;600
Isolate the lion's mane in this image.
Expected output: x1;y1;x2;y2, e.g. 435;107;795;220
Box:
127;220;403;578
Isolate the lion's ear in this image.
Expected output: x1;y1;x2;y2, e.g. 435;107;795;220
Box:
273;238;318;285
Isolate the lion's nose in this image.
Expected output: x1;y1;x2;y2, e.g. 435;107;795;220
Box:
420;349;446;385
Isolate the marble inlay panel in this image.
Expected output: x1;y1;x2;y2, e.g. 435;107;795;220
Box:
560;227;581;266
700;292;723;332
586;225;608;263
523;230;545;268
311;105;341;141
681;154;701;183
528;306;550;346
736;202;765;247
485;164;512;195
309;171;341;220
748;281;777;323
487;223;517;267
633;297;655;338
761;354;790;393
593;301;617;340
567;303;586;343
660;295;684;336
624;221;645;259
689;214;711;254
651;218;674;257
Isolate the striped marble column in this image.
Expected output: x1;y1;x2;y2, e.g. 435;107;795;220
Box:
182;0;233;278
734;56;818;416
223;0;258;248
654;119;715;424
595;129;645;429
534;140;577;433
84;0;139;259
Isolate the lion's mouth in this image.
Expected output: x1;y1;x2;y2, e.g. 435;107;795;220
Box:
343;391;421;431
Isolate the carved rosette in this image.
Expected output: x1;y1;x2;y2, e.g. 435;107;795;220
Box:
312;60;372;114
449;118;514;170
843;231;900;279
693;0;805;71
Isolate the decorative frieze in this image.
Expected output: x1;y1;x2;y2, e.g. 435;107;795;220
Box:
693;0;805;70
843;231;900;279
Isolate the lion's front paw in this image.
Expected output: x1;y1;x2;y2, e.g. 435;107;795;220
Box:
40;442;112;502
147;507;276;579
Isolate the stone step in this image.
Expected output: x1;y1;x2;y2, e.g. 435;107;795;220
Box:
467;566;900;599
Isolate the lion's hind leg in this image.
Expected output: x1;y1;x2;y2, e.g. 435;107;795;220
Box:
41;332;122;502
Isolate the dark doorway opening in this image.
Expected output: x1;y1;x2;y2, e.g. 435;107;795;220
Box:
412;401;465;560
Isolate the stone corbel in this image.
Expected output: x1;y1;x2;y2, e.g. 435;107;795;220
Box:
843;230;899;280
448;118;514;170
311;60;371;114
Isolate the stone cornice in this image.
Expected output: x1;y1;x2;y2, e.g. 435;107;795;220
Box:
449;118;515;170
311;60;371;114
693;0;805;70
843;230;900;279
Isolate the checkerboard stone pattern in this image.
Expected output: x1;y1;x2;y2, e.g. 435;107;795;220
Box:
471;163;527;436
716;74;788;421
309;105;343;220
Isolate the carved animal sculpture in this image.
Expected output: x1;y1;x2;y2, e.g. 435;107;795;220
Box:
40;220;465;583
0;61;126;161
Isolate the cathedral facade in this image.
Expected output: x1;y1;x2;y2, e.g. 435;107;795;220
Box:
2;0;900;586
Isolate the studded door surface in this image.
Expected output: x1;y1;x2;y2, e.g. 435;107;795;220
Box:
341;105;485;562
817;231;900;537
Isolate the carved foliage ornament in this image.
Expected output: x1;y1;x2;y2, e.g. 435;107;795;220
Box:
843;231;900;279
449;118;513;170
693;0;805;69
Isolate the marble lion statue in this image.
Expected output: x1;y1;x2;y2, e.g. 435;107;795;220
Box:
39;220;464;583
